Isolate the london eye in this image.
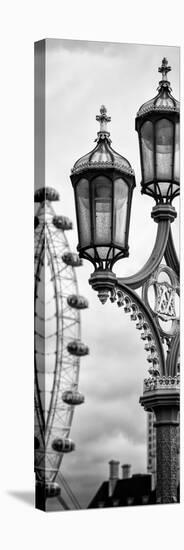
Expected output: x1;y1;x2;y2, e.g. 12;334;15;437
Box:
34;187;89;510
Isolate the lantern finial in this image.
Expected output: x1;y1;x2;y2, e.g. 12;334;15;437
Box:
158;58;171;81
96;105;111;140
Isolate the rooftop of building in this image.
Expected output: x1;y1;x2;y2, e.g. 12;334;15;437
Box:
88;474;156;509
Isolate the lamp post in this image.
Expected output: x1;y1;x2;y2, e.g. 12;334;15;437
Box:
70;59;180;504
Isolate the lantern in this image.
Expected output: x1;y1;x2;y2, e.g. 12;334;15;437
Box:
70;105;136;270
136;58;180;204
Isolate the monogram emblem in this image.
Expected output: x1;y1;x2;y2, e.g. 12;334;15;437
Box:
156;282;176;321
142;265;179;339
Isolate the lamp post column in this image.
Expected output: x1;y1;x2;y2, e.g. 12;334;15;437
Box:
140;377;180;503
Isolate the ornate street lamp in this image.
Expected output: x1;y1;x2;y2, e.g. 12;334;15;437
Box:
136;57;179;205
71;105;136;273
71;105;135;302
70;59;180;504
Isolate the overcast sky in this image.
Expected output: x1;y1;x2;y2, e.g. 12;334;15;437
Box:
42;39;179;508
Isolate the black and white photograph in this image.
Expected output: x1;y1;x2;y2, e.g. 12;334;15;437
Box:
34;39;180;512
2;1;184;548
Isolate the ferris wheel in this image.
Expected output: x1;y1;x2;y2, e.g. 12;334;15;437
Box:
34;187;89;510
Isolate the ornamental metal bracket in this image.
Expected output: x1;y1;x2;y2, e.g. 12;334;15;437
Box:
110;280;166;377
164;226;179;277
118;205;177;290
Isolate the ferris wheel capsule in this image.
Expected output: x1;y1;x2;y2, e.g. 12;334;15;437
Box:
67;340;89;356
45;482;61;498
52;438;75;453
62;390;85;406
67;295;89;309
62;252;83;267
53;215;73;230
34;186;60;202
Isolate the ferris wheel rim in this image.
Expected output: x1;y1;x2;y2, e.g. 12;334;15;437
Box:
34;199;83;483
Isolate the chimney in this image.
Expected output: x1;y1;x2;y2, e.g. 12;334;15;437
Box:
122;464;131;479
108;460;120;497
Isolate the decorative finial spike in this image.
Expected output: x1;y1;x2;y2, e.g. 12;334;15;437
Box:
158;57;171;80
96;105;111;140
100;105;107;115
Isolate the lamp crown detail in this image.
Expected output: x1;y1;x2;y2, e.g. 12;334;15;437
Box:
96;105;111;141
158;57;171;81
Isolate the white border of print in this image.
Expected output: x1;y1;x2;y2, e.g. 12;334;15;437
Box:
0;2;183;550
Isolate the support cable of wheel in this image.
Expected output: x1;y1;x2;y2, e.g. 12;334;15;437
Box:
57;471;81;510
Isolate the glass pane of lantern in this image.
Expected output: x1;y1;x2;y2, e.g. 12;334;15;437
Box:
171;183;179;196
76;178;91;247
93;176;112;244
140;121;154;182
156;119;173;186
114;178;128;246
87;247;95;258
96;246;112;260
174;122;180;181
157;182;171;197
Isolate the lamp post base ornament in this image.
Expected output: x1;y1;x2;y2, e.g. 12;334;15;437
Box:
89;270;116;304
